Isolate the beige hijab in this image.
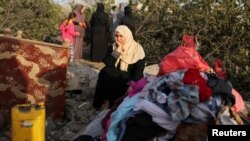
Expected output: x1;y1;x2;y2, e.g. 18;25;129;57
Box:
112;25;145;71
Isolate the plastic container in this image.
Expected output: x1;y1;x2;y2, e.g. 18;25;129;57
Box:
11;103;45;141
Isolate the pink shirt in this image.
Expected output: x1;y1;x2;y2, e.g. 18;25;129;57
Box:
60;20;78;44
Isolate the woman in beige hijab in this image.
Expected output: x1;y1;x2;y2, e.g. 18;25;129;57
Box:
93;25;145;110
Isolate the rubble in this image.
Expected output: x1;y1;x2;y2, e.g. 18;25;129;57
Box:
0;60;249;141
0;60;101;141
0;113;5;129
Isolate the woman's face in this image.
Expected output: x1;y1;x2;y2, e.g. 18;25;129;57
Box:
115;31;126;46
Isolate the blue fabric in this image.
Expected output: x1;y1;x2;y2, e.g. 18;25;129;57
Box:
167;85;199;121
116;111;140;141
107;94;141;141
184;95;222;124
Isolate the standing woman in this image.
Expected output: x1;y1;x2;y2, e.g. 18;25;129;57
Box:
119;5;136;39
73;4;86;59
92;25;145;110
90;3;110;62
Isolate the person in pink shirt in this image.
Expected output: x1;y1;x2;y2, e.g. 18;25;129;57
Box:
60;12;80;63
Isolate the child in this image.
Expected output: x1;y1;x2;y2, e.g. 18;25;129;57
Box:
60;12;80;63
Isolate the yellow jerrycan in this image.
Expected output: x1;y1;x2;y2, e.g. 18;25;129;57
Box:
11;103;45;141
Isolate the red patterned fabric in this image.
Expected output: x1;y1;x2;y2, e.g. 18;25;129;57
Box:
0;35;69;121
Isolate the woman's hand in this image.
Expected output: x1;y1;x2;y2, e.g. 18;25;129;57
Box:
115;38;122;47
79;22;87;29
116;45;123;53
115;39;125;53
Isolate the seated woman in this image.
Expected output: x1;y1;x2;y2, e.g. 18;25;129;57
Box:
92;25;145;110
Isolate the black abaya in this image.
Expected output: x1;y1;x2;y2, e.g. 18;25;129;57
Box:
92;54;145;109
90;4;110;62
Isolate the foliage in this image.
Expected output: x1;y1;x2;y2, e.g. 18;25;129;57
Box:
133;0;250;99
0;0;249;98
0;0;63;40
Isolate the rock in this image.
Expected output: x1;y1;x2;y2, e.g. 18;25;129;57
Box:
66;62;99;91
66;73;81;91
0;113;5;129
0;137;9;141
66;121;84;132
46;117;57;138
144;64;159;76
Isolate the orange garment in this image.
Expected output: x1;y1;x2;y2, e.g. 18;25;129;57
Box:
158;35;210;76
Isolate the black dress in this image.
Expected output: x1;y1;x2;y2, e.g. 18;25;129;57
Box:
92;53;145;109
90;4;110;62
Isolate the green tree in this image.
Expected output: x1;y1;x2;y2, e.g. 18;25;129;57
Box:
1;0;249;98
0;0;64;40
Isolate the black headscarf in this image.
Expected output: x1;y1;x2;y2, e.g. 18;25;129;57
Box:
124;5;132;15
96;3;104;12
93;3;108;25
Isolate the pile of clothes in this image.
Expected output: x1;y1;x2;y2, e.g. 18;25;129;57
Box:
73;35;248;141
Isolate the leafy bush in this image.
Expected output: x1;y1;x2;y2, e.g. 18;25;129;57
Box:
133;0;250;99
0;0;63;40
1;0;249;99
